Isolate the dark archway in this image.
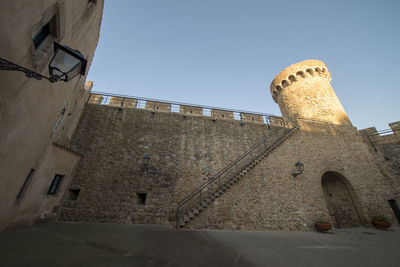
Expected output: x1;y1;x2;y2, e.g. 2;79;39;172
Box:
321;172;364;228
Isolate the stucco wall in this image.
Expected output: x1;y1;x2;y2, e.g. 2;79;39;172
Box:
0;1;103;230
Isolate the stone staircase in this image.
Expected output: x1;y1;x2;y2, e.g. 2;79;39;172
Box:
175;118;300;228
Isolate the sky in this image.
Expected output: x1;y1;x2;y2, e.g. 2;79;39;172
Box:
87;0;400;130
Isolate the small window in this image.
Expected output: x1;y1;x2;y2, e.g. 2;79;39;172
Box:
68;188;80;200
32;15;57;49
136;193;147;204
16;169;35;200
47;174;64;195
52;105;66;136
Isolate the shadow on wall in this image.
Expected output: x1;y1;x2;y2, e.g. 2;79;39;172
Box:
321;171;369;228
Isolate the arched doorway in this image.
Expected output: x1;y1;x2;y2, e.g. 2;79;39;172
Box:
321;172;364;228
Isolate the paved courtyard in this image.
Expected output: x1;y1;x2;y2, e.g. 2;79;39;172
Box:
0;222;399;266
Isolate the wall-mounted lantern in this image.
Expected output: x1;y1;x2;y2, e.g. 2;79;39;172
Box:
143;154;150;174
292;161;304;179
0;42;87;83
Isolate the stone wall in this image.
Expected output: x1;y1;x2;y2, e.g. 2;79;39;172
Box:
359;122;400;179
61;104;277;224
188;120;399;231
61;104;400;230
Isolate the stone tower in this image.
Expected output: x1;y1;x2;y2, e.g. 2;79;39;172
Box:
270;59;351;125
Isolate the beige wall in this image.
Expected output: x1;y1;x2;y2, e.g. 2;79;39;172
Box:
270;60;351;125
190;120;399;230
0;1;103;230
60;104;278;224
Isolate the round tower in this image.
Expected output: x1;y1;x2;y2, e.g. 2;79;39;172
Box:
270;59;351;125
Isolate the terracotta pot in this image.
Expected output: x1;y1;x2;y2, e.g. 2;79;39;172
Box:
315;222;332;232
372;220;391;229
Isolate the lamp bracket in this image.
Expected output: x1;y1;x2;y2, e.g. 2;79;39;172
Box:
0;58;53;82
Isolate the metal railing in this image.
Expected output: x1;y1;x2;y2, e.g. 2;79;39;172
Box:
87;91;283;125
366;128;399;137
363;127;400;152
175;116;299;228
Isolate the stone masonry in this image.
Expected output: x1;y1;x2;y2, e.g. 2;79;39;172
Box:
61;105;278;224
60;59;400;231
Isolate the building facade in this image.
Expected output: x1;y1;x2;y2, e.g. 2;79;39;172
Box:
0;0;104;231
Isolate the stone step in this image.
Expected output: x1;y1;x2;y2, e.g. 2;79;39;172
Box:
176;124;300;230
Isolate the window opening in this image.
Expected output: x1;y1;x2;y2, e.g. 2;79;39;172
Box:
68;188;81;200
233;112;241;120
16;169;35;200
68;188;80;200
136;193;147;204
32;15;57;49
52;105;66;136
47;174;64;195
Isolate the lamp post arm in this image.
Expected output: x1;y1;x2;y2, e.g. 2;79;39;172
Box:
0;57;54;82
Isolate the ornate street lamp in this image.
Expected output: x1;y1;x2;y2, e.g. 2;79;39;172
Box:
292;161;304;179
0;42;87;83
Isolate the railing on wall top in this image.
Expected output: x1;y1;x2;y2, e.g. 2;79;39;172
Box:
87;91;283;125
175;116;299;228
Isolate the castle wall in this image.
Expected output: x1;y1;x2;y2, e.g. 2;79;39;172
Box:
61;104;277;224
359;121;400;181
189;120;399;231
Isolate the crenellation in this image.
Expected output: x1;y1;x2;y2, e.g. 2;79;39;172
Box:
88;94;103;104
122;98;138;108
268;116;284;126
240;113;264;124
271;62;331;103
212;109;234;120
270;59;349;125
389;122;400;136
180;105;203;116
145;101;171;112
109;97;123;107
87;93;274;124
359;122;400;146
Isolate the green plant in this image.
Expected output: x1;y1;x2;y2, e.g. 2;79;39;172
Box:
371;215;389;222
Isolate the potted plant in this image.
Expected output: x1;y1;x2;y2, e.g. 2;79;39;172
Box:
371;215;391;229
314;219;332;232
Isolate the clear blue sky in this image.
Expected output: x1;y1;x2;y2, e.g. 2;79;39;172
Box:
87;0;400;130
